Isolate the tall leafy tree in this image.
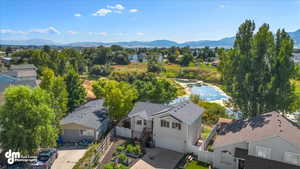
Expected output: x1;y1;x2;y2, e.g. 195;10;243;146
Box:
64;69;87;111
220;20;298;117
40;68;68;120
0;86;58;154
92;79;137;121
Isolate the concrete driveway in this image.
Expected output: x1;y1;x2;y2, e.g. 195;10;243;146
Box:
131;148;183;169
51;148;87;169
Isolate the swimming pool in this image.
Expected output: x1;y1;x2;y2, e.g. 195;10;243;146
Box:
170;84;229;104
189;85;229;101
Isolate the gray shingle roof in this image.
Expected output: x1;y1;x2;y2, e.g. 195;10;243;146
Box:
10;64;37;70
128;102;171;118
60;99;108;129
213;112;300;148
129;101;204;125
168;101;204;125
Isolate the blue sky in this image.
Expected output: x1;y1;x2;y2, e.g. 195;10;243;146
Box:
0;0;300;43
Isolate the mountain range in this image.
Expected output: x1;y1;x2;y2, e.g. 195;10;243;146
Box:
1;29;299;48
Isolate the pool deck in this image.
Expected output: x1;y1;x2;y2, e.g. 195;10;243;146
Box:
174;79;228;107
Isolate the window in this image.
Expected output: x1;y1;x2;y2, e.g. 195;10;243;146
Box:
284;152;300;165
80;129;94;137
144;120;147;125
172;122;181;130
256;146;271;159
137;120;142;125
161;120;170;128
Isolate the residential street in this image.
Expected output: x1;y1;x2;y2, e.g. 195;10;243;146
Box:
51;148;87;169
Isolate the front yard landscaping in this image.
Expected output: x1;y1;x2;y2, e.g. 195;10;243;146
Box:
100;138;144;169
185;160;210;169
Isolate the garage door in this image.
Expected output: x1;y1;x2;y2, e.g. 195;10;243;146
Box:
155;136;185;153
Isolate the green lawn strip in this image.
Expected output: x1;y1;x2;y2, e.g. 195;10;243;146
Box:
185;160;210;169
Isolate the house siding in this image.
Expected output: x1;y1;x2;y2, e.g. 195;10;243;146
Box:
213;142;248;169
153;115;188;153
61;123;97;143
248;136;300;166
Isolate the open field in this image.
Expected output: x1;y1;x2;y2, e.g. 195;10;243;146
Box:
111;62;221;84
112;62;147;73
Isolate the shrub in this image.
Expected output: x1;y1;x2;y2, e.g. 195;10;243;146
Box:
126;144;135;154
116;145;125;152
117;153;128;163
133;145;141;155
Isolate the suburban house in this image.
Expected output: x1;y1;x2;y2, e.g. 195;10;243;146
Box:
116;101;205;153
294;53;300;63
60;99;109;143
210;112;300;169
0;64;38;92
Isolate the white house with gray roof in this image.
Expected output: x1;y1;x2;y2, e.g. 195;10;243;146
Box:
116;101;204;153
60;99;109;143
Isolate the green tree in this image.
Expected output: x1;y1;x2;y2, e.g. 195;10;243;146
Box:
0;86;58;154
180;53;193;66
40;68;68;120
92;79;137;121
90;64;113;77
64;69;87;111
220;20;298;118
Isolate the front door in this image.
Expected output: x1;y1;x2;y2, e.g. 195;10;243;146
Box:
237;159;245;169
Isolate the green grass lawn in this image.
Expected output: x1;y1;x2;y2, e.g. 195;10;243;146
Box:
201;125;212;139
185;161;210;169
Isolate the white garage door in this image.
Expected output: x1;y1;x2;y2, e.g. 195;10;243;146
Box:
155;136;185;153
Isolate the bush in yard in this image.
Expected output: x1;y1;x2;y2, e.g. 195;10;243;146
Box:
126;144;135;154
116;145;126;152
117;153;128;163
133;145;141;155
103;162;129;169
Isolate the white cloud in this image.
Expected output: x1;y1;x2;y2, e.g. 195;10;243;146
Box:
67;31;78;35
107;4;125;10
129;9;139;13
92;8;112;16
219;4;225;8
0;29;26;34
136;32;144;36
74;13;82;17
30;26;61;34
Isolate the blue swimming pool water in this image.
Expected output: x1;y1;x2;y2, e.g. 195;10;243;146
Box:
190;85;229;101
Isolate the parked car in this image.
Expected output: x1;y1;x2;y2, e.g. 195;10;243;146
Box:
32;148;57;169
7;162;33;169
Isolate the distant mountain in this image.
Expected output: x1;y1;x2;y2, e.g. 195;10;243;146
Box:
0;39;57;46
0;29;299;47
289;29;300;47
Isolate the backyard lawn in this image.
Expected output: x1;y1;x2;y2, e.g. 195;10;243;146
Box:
185;161;210;169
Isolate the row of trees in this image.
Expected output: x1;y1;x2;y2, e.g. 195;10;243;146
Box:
219;20;300;118
0;67;87;154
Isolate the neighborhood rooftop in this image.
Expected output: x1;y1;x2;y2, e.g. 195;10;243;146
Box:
60;99;107;129
128;101;204;125
10;64;37;70
213;111;300;148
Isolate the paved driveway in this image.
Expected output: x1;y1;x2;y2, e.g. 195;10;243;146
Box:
51;148;87;169
131;148;183;169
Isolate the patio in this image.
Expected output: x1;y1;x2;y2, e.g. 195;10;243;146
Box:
131;148;183;169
